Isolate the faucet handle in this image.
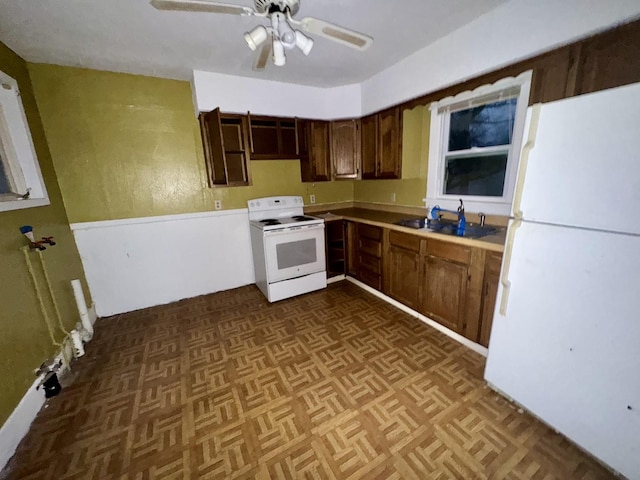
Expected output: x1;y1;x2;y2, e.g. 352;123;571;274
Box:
478;212;486;226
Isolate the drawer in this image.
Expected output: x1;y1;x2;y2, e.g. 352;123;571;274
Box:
359;268;382;290
426;239;471;264
485;251;503;276
359;237;382;257
359;252;381;274
358;224;382;241
389;230;422;253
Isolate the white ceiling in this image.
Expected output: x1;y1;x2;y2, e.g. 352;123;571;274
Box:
0;0;508;87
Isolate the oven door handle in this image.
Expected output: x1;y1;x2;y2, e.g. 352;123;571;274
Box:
263;223;325;236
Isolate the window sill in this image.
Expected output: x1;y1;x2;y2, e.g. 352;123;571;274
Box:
0;197;50;213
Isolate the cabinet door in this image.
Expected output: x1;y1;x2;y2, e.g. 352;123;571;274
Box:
377;108;401;179
330;119;360;179
222;116;251;185
479;252;502;347
199;108;227;186
308;121;331;181
345;221;358;277
199;109;250;186
577;21;640;96
360;114;378;179
422;255;468;334
387;245;421;310
296;119;309;158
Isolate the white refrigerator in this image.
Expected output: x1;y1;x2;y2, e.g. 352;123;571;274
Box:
485;82;640;479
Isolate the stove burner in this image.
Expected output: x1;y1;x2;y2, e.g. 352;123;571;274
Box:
260;218;278;223
261;220;281;226
292;215;315;221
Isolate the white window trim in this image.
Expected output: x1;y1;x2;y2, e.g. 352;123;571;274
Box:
0;70;49;212
425;71;532;216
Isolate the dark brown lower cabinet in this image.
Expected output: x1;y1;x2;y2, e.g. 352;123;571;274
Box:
325;220;345;278
420;240;472;334
422;254;469;334
385;231;422;310
479;251;503;347
342;221;502;346
356;223;383;290
345;221;358;277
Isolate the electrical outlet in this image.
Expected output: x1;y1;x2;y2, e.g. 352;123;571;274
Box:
310;194;316;204
214;200;222;210
391;192;396;203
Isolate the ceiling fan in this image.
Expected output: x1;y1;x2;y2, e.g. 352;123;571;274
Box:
150;0;373;70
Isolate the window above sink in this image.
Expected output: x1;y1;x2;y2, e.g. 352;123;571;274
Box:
425;71;532;216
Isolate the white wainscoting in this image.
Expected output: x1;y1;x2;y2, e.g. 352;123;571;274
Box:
70;209;255;317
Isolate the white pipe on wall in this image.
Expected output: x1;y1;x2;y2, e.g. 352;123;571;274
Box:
71;279;93;339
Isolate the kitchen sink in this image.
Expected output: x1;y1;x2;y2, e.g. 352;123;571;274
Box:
394;218;498;239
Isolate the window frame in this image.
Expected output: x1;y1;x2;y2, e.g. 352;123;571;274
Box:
426;71;532;216
0;69;49;212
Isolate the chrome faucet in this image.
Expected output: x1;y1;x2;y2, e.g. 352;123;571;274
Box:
429;199;466;236
478;212;486;227
456;199;466;236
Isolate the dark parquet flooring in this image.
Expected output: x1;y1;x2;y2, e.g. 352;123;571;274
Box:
1;281;613;479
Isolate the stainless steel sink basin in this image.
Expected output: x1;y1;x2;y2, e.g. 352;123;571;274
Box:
395;218;427;229
394;218;498;239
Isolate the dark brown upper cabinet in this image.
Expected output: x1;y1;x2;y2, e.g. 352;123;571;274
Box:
248;114;299;160
199;109;251;187
300;120;331;182
361;107;402;180
360;114;378;179
330;119;360;179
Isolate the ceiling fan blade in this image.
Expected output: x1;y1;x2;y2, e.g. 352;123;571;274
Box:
299;17;373;51
150;0;254;16
253;38;272;71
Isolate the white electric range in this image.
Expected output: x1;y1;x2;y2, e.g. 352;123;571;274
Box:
248;196;326;302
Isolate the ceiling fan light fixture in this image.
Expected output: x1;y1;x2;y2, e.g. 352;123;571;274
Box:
244;25;268;51
280;30;296;50
295;30;313;55
152;0;373;69
272;38;286;66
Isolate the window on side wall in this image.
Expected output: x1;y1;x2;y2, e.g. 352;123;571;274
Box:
426;71;531;216
0;69;49;212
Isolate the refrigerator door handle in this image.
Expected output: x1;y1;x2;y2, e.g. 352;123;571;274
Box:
512;104;541;218
499;218;522;316
500;104;540;315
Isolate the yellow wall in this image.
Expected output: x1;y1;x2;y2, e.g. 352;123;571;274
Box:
354;106;429;206
29;64;354;223
0;44;88;426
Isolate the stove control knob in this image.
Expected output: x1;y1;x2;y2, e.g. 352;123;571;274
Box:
256;201;261;207
249;202;254;208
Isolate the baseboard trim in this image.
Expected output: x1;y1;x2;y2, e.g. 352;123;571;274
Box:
88;304;98;326
327;275;346;284
0;377;44;471
345;276;488;357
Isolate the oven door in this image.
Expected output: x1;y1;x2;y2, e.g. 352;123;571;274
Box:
263;223;326;283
